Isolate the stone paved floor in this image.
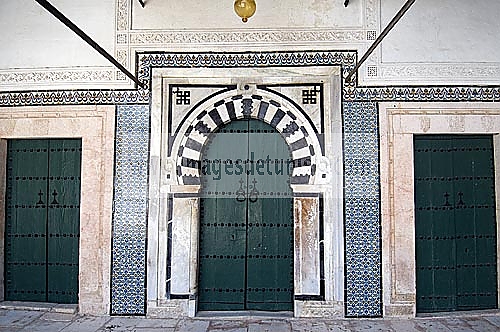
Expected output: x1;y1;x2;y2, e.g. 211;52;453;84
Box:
1;309;499;331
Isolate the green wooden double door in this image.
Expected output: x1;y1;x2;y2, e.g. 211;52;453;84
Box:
5;139;81;304
198;119;294;311
414;135;498;313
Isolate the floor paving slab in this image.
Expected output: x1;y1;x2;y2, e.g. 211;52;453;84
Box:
290;319;331;332
40;312;76;322
134;318;179;328
464;317;500;332
388;319;424;332
325;320;365;332
347;319;394;332
0;309;44;328
60;316;111;332
174;319;210;332
414;320;453;332
439;318;476;332
98;317;144;332
483;315;500;327
248;321;291;332
18;316;71;332
0;328;22;332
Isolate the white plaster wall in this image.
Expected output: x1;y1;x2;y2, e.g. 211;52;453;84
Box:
381;0;500;63
0;0;114;69
366;0;500;84
131;0;363;29
1;0;499;89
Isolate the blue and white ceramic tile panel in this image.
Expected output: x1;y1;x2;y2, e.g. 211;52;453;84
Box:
342;101;381;317
111;105;150;315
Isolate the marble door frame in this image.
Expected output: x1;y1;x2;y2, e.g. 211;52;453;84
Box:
0;105;115;314
379;102;500;317
147;66;344;317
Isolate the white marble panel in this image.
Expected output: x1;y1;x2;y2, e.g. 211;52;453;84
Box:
170;197;198;295
294;197;320;295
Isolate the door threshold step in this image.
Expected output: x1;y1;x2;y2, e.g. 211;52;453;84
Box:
196;310;293;319
417;309;500;318
0;301;77;314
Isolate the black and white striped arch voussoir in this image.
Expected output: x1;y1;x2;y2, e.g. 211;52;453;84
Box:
176;95;317;185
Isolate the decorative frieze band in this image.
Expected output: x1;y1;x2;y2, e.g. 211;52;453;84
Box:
129;29;366;45
349;86;500;102
0;69;114;86
1;50;500;106
0;89;149;107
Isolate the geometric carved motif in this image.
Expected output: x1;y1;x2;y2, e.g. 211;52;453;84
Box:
172;87;190;105
302;86;321;104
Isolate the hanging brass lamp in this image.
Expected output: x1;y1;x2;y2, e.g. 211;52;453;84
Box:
234;0;256;23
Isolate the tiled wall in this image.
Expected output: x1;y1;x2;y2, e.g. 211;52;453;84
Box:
111;105;150;315
343;101;381;316
109;100;384;317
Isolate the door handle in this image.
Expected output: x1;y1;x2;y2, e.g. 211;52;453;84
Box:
248;178;259;203
50;189;59;205
235;178;259;202
36;189;44;205
443;192;450;206
236;178;246;202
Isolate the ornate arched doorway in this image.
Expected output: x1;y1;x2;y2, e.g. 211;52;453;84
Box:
147;75;344;317
198;118;294;311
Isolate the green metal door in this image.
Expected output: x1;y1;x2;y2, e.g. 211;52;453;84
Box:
5;139;81;304
414;135;498;313
198;119;293;311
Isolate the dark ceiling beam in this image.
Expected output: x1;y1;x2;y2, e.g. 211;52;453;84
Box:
138;0;145;8
345;0;417;82
34;0;145;88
